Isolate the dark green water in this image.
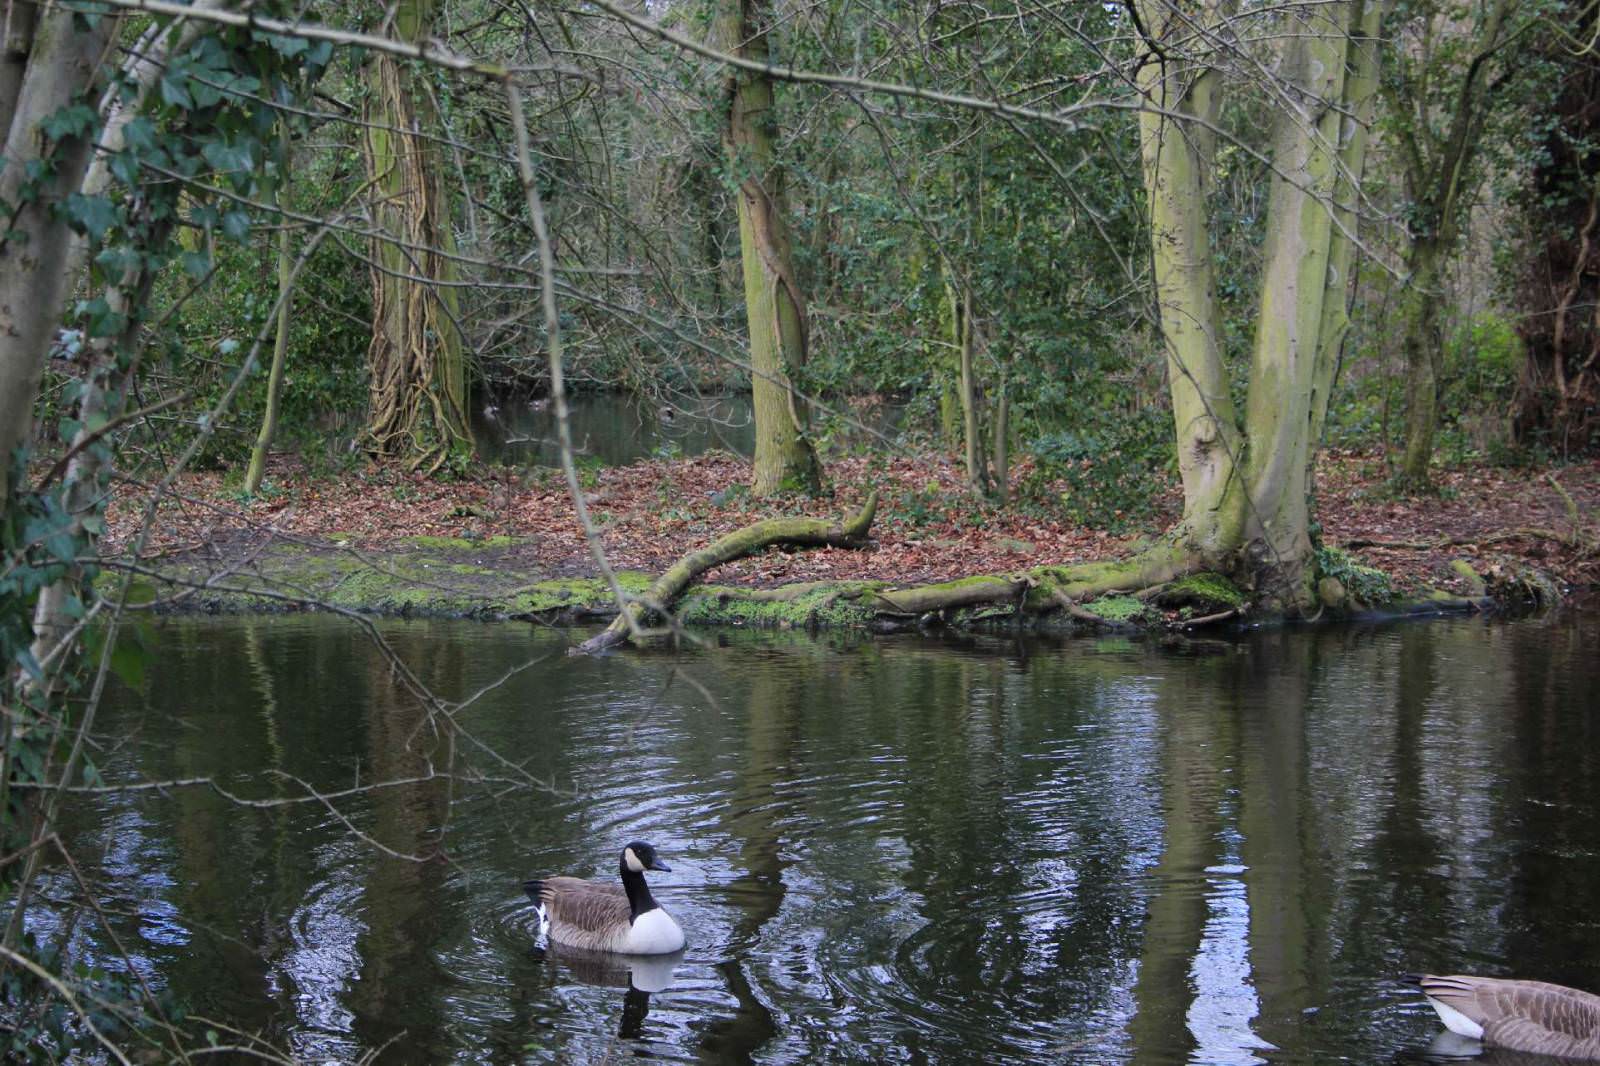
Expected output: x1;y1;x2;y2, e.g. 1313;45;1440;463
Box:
471;394;758;466
470;393;906;466
47;613;1600;1064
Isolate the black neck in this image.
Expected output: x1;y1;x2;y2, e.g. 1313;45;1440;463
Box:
620;860;658;921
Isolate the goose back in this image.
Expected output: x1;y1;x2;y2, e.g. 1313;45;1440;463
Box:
1415;974;1600;1059
528;877;635;953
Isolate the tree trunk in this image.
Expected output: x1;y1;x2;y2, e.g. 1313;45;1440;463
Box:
950;278;988;493
1311;0;1389;446
247;156;294;496
0;11;116;503
1233;8;1354;608
1135;0;1368;610
362;0;471;471
992;372;1009;504
1134;0;1241;550
718;0;823;497
1398;242;1446;485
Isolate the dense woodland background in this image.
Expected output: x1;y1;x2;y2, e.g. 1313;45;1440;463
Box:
2;0;1600;1055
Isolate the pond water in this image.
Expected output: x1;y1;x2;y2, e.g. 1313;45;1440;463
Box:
471;393;759;466
50;612;1600;1064
470;393;907;466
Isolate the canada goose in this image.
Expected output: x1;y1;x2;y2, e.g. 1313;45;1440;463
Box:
1411;974;1600;1058
523;842;685;955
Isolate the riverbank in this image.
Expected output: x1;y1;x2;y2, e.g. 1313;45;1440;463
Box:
102;448;1600;630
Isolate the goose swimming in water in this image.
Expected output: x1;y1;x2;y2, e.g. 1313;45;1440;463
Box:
1411;974;1600;1059
524;842;685;955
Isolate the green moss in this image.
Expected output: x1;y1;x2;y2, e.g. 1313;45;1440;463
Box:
1161;573;1245;611
507;573;652;614
1313;546;1393;607
1083;595;1150;624
676;583;880;628
398;531;473;547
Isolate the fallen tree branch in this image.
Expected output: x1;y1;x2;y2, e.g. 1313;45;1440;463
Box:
572;491;879;654
1051;589;1113;626
869;574;1030;616
1174;608;1239;629
1343;527;1586;551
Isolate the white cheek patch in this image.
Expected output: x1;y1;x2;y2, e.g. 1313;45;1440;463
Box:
624;848;644;872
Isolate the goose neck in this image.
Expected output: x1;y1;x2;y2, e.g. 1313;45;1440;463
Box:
620;864;658;920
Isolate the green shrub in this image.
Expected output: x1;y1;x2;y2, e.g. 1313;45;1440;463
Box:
1022;405;1170;532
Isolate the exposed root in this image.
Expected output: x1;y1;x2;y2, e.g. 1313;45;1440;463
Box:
572;491;879;654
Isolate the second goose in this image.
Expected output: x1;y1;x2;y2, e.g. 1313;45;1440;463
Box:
524;841;685;955
1411;973;1600;1058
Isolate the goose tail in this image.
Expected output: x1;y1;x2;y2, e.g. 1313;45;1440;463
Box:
1406;974;1487;1040
523;879;551;934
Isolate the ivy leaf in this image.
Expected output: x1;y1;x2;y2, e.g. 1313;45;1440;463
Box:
62;194;117;242
201;138;255;182
258;32;309;57
221;209;251;243
44;530;78;564
14;648;44;684
94;245;142;278
213;71;262;99
120;116;157;153
80;297;125;339
188;202;221;230
108;151;141;186
180;250;212;279
41;104;97;142
189;77;223;110
160;72;194;111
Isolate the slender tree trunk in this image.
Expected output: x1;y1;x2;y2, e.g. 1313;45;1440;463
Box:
247;157;294;496
717;0;823;497
1311;0;1389;446
949;278;988;493
991;372;1009;504
0;12;115;502
1134;0;1244;555
1398;241;1446;485
0;0;37;134
362;0;470;470
1235;5;1354;607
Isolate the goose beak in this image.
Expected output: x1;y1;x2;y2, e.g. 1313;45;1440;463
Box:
650;859;672;872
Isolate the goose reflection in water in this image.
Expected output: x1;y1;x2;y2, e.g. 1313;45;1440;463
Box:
531;943;685;1039
1419;1030;1590;1065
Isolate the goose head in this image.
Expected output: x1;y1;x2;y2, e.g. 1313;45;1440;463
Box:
621;841;671;875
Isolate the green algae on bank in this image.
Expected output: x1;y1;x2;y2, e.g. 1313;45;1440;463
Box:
116;536;1547;636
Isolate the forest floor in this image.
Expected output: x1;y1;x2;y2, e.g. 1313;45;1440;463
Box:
102;447;1600;616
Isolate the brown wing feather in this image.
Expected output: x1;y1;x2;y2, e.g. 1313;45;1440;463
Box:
1420;975;1600;1057
535;876;634;953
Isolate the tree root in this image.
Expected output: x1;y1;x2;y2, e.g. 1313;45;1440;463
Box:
572;491;879;654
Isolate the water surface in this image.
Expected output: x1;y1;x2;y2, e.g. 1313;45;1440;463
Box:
52;613;1600;1063
471;393;757;466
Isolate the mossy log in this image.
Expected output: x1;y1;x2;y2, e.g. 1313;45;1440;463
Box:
573;491;879;654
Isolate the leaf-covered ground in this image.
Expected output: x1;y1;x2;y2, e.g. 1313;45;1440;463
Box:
104;448;1600;596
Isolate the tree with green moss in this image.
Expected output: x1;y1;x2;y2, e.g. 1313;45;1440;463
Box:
1129;0;1387;609
1381;0;1541;486
362;0;472;471
716;0;824;497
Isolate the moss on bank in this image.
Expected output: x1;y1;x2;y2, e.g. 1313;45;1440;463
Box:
119;536;1547;634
